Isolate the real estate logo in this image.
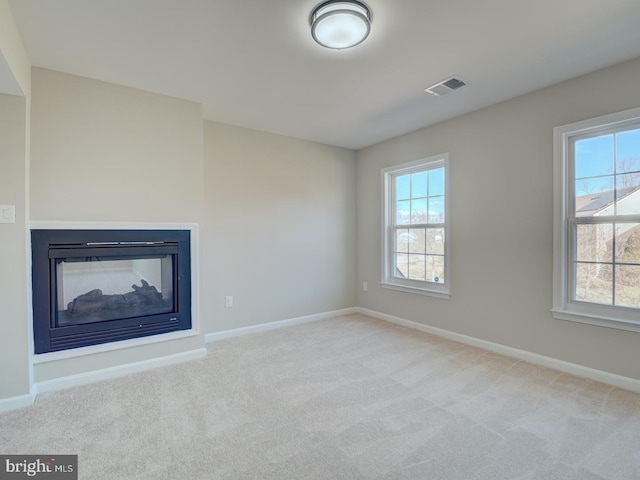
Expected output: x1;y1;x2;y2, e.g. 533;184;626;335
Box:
0;456;77;480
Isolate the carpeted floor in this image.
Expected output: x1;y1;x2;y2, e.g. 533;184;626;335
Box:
1;313;640;479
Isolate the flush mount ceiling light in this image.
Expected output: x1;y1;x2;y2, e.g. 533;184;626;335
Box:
310;0;372;50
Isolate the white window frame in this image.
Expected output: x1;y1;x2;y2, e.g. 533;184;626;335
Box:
553;106;640;332
381;153;451;299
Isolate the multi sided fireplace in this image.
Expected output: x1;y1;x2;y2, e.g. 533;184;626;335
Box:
31;229;191;354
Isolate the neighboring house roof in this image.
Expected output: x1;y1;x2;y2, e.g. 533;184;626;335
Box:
576;185;640;217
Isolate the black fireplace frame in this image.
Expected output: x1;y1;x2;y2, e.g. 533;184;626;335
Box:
31;229;192;354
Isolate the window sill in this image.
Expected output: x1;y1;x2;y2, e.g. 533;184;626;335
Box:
552;309;640;333
381;282;450;299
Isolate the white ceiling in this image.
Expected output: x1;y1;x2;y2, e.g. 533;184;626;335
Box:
7;0;640;150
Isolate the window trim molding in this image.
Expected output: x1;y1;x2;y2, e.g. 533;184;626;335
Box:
381;153;451;299
552;106;640;332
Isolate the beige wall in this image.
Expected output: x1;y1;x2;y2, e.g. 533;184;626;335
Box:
203;122;357;332
357;56;640;381
0;0;30;95
0;93;29;399
0;0;30;402
30;68;205;381
31;68;204;223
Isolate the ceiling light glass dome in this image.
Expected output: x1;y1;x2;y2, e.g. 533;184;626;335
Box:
310;1;372;50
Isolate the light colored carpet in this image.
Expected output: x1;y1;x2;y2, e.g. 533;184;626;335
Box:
1;313;640;479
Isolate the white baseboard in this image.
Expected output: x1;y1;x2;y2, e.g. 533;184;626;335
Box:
357;307;640;394
205;307;358;343
34;347;207;395
0;392;36;414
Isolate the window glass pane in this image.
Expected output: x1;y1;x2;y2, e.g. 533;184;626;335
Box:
396;200;410;225
575;134;614;179
426;228;445;255
616;173;640;191
615;265;640;308
615;175;640;216
615;128;640;173
395;229;409;253
396;175;411;200
617;174;640;196
408;254;426;281
428;196;445;223
429;167;445;196
395;254;408;278
575;263;613;305
425;255;445;284
575;177;615;217
411;171;427;198
576;224;613;262
411;198;427;224
615;224;640;264
408;228;426;254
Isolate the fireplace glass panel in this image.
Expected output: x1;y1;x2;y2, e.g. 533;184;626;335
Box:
56;255;175;326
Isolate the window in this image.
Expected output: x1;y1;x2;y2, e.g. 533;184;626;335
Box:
382;154;450;298
553;107;640;331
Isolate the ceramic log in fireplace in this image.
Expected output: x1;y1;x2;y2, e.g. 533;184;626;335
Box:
31;229;191;354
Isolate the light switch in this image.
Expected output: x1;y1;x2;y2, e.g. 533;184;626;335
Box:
0;205;16;224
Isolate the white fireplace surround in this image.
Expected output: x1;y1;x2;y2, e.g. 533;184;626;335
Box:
29;221;201;364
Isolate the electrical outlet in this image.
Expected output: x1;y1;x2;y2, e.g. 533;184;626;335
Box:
225;295;233;308
363;282;368;292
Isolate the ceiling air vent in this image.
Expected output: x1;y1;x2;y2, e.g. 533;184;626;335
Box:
424;76;466;96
